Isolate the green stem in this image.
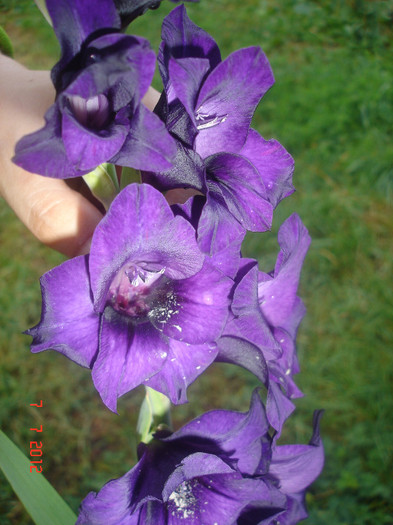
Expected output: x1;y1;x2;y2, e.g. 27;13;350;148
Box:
137;387;172;444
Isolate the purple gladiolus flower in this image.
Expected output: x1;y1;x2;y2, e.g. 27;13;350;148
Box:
216;214;311;435
13;0;176;178
26;184;233;411
77;391;324;524
143;6;295;254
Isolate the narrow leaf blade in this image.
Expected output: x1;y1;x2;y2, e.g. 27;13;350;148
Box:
0;430;77;525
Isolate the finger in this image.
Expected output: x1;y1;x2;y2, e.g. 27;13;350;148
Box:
142;86;161;111
0;56;103;257
2;166;103;257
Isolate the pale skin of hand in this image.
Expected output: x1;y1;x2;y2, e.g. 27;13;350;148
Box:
0;54;161;257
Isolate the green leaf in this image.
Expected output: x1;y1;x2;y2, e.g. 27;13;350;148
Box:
0;430;77;525
136;387;172;443
0;26;14;57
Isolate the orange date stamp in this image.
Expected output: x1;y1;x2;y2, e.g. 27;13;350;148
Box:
29;400;43;473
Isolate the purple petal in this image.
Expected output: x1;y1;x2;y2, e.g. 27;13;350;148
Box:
158;260;231;344
269;412;324;493
168;57;211;128
206;153;274;232
165;470;278;525
26;256;99;368
195;47;274;158
89;184;204;311
258;213;311;327
112;104;176;172
64;33;155;104
92;318;167;412
216;333;269;385
159;4;221;91
13;105;80;179
197;191;246;255
166;390;270;476
266;381;296;437
162;453;235;500
46;0;120;71
239;129;295;208
145;339;218;404
142;142;206;193
230;264;281;359
77;452;161;525
61;105;129;171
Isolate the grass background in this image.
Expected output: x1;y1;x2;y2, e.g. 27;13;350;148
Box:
0;0;392;523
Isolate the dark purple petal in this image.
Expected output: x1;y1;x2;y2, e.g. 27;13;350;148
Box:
62;33;155;102
206;153;274;232
77;452;160;524
112;104;176;172
162;453;234;500
168;56;211;128
46;0;120;74
157;259;231;344
159;4;221;91
165;470;278;525
216;333;269;385
195;47;274;158
61;105;129;171
239;129;295;208
144;339;218;404
272;492;308;525
92;317;167;412
166;390;270;476
26;256;99;368
142;142;206;193
89;184;204;311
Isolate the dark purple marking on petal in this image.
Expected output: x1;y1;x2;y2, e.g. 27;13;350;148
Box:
142;142;206;193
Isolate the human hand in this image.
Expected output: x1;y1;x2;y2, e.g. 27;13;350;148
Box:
0;54;161;257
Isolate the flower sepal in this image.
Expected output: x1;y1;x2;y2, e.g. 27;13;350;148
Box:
83;163;119;211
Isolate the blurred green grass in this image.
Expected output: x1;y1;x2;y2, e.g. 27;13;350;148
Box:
1;0;393;523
